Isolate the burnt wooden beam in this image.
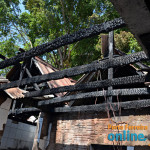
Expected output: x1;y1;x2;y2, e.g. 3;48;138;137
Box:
139;68;150;72
11;100;16;112
19;64;26;80
19;48;25;53
69;72;96;106
0;51;148;90
25;68;40;91
107;31;114;103
0;18;125;69
0;78;8;83
38;87;150;107
52;99;150;113
115;48;150;71
101;34;109;57
25;82;48;90
114;49;149;78
9;107;40;115
0;54;7;60
25;75;145;98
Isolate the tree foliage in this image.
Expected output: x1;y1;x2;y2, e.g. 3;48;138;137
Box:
0;0;142;76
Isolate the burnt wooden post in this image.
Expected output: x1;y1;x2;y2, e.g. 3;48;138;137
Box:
107;31;114;103
11;100;16;112
101;34;108;57
25;68;40;91
32;112;52;150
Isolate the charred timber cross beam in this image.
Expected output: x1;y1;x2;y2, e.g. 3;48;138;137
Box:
0;51;148;90
26;75;145;99
38;87;150;107
52;99;150;113
0;18;125;69
9;107;40;115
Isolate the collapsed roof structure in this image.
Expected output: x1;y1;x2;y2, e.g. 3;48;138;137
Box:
3;54;76;122
0;0;150;149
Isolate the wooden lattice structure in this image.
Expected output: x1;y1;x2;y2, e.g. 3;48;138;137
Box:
1;16;150;149
0;17;149;115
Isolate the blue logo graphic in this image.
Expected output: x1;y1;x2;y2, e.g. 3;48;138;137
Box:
108;130;147;141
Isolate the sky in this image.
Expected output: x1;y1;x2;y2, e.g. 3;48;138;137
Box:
19;0;28;13
17;0;29;47
19;0;25;12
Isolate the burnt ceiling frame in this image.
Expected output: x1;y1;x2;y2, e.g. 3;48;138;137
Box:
0;18;150;115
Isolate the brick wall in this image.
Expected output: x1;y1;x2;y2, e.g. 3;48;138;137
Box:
46;109;150;150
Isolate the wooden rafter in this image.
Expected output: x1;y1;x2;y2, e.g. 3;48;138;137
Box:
0;18;125;69
25;68;40;91
24;75;145;98
38;87;150;107
9;107;40;115
52;99;150;113
0;51;148;91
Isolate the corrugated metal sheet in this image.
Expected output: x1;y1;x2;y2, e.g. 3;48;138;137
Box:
5;56;76;99
0;76;27;99
34;57;76;97
5;88;27;99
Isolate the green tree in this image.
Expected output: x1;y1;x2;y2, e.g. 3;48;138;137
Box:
114;31;142;54
20;0;119;69
0;0;143;76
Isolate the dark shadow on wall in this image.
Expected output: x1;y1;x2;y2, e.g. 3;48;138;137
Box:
145;0;150;12
47;143;90;150
92;144;126;150
47;143;150;150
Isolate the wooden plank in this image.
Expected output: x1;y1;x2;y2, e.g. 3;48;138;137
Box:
101;35;109;57
0;18;125;69
0;51;148;90
52;99;150;113
69;72;96;106
0;78;8;83
19;48;25;53
25;82;48;90
25;68;40;91
12;100;16;112
25;75;145;98
38;86;150;106
107;31;114;103
9;107;40;115
0;54;7;60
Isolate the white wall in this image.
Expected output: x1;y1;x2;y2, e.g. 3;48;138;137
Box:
0;97;12;141
0;119;36;150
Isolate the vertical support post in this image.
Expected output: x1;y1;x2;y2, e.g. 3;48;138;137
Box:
32;112;52;150
107;31;114;103
25;68;40;91
101;35;109;57
12;100;16;112
90;145;94;150
32;112;43;150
